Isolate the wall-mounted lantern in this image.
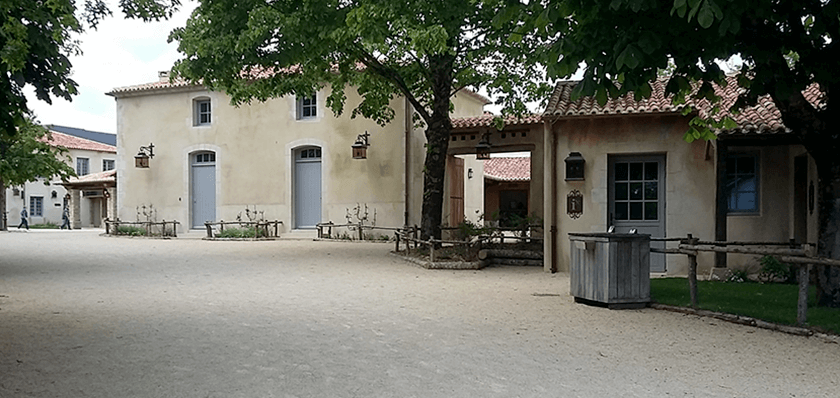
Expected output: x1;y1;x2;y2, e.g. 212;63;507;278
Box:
475;132;492;160
565;152;585;181
135;143;155;168
468;168;474;179
352;131;370;159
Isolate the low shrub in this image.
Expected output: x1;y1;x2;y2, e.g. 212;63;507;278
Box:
217;226;266;238
758;255;794;284
117;225;147;236
30;222;59;229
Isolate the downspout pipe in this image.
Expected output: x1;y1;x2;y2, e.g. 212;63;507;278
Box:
404;97;412;227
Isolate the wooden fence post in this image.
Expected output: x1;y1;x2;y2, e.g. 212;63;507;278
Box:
686;234;699;308
797;263;810;326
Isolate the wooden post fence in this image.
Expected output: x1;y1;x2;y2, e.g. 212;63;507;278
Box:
685;234;699;308
652;235;839;327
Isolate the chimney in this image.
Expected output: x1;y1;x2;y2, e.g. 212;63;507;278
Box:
158;71;170;83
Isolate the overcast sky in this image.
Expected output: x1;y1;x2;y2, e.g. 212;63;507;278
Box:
25;1;198;134
25;1;537;136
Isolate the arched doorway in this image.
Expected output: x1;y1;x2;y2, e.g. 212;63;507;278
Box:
294;147;322;229
191;151;216;228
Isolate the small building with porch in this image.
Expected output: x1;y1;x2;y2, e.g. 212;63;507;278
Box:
539;80;819;275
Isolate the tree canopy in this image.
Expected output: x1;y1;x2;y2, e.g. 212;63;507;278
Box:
1;0;182;138
525;0;837;144
170;0;551;239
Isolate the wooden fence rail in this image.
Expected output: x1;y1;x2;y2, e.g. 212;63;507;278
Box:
105;219;180;237
652;234;826;326
315;222;402;240
204;220;283;239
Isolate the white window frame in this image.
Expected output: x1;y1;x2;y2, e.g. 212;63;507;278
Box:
76;157;89;176
102;159;115;172
30;196;43;217
296;94;317;120
194;98;211;126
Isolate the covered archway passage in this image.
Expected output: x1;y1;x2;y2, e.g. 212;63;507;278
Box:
61;169;116;229
447;114;544;230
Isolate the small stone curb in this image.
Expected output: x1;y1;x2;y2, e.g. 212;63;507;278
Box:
389;252;482;270
651;303;839;343
203;237;280;241
314;238;392;244
100;233;173;240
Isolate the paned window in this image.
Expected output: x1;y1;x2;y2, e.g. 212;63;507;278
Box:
76;157;89;176
103;159;115;171
297;94;317;119
195;99;211;125
613;161;659;221
726;154;759;213
299;148;321;159
30;196;43;217
195;152;216;163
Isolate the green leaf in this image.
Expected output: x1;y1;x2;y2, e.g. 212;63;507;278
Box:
683;126;699;143
697;0;715;28
595;87;608;106
722;117;738;130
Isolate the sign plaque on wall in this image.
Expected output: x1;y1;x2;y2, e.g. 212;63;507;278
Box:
567;190;583;219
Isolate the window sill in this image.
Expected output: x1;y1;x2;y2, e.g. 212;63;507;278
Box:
726;211;761;217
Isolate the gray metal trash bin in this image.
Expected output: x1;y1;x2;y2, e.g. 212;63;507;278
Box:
568;232;650;309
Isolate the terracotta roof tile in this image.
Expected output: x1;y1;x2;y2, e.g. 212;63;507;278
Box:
483;157;530;181
43;131;116;153
545;79;684;118
543;78;823;135
451;114;542;129
108;78;199;96
109;69;491;104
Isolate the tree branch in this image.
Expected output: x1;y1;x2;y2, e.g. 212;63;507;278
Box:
353;44;432;124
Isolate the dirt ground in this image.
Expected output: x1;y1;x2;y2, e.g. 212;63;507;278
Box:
1;230;838;397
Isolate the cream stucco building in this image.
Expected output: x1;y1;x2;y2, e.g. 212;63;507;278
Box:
4;128;116;229
107;72;489;234
448;80;819;276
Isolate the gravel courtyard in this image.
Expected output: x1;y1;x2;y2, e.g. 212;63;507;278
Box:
1;230;838;397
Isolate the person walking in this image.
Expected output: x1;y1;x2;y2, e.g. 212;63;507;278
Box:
18;207;29;230
60;206;71;230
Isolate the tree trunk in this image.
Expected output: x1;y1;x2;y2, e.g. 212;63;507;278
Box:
0;174;6;231
815;160;840;307
419;55;454;241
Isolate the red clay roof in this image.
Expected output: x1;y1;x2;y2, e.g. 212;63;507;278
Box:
109;70;491;104
544;78;824;135
483;157;530;181
43;131;116;153
451;114;542;129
